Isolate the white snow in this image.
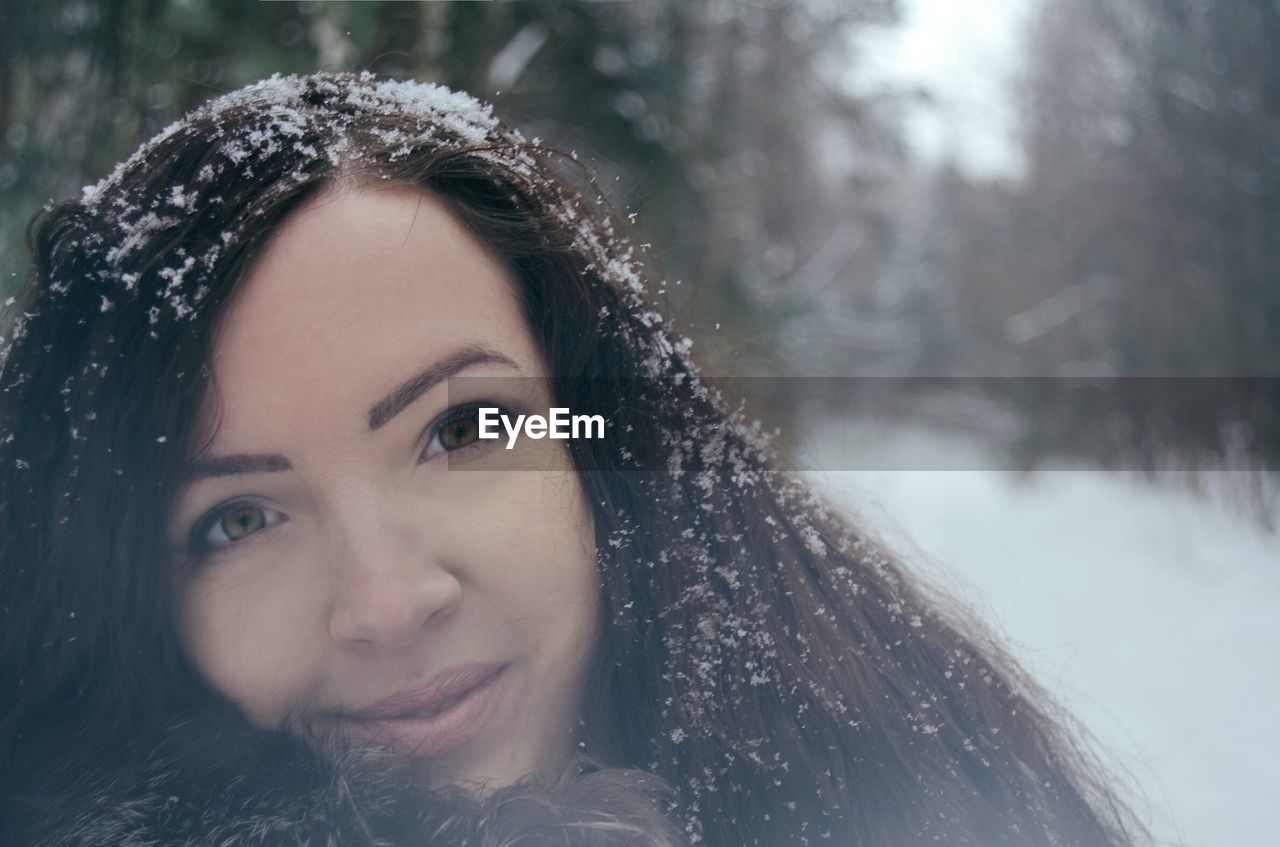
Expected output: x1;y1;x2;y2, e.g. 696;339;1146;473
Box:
806;422;1280;847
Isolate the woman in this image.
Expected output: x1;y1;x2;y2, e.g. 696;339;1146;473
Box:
0;72;1145;845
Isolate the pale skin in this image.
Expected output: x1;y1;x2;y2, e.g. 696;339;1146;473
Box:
168;186;601;791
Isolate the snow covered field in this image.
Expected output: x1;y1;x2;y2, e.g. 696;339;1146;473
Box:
804;424;1280;847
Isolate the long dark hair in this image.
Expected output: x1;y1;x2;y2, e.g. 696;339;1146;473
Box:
0;72;1145;846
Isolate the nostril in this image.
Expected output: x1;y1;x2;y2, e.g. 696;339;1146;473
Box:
330;567;463;648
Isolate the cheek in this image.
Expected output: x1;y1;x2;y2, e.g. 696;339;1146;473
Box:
177;567;325;726
453;469;600;639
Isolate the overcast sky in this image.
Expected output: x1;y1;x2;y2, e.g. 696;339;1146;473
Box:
853;0;1038;180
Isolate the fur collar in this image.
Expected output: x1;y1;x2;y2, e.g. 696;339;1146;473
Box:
7;704;687;846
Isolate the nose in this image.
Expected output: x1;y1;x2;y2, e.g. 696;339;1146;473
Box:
326;500;462;650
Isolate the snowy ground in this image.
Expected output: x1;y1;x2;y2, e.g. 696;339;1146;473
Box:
803;422;1280;847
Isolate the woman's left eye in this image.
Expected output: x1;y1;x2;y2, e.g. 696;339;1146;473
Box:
419;404;497;463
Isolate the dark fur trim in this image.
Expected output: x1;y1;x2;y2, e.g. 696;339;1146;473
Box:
8;705;687;846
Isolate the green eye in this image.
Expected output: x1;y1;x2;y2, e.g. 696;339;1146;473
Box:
220;505;266;541
420;404;504;463
440;414;481;450
191;501;286;556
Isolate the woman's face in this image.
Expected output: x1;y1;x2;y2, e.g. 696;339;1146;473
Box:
169;186;601;790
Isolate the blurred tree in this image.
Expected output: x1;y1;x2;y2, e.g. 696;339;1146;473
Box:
933;0;1279;471
456;0;906;427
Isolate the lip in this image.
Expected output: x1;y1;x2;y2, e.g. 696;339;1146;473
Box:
348;663;508;720
337;663;508;757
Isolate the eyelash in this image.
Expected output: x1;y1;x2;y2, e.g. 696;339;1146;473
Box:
188;500;287;558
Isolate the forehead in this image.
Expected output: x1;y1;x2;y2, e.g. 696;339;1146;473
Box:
205;187;538;432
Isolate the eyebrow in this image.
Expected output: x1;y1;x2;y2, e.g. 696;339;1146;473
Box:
184;344;522;483
186;453;292;481
367;344;521;431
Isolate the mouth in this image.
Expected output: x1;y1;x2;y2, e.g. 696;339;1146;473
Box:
396;689;472;719
337;664;509;758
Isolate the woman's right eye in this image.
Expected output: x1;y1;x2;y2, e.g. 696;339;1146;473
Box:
190;502;287;556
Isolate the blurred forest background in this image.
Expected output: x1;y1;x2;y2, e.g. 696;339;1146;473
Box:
1;0;1276;497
